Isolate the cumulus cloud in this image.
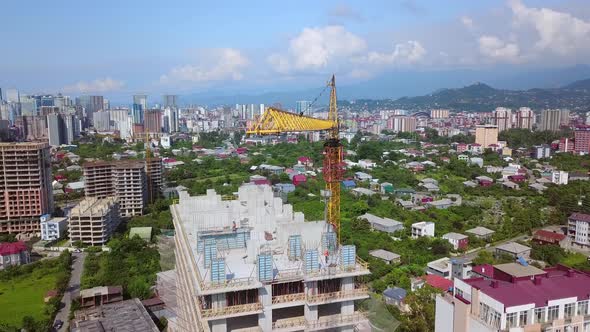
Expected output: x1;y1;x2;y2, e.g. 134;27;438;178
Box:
160;48;248;84
63;77;124;93
365;41;426;65
478;35;521;63
268;26;366;73
461;16;474;29
509;0;590;55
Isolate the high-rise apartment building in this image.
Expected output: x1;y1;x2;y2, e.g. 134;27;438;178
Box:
84;159;162;217
77;95;104;125
431;109;450;119
540;109;569;132
172;185;370;332
144;110;162;133
387;115;417;132
0;142;53;233
162;95;178;108
492;107;512;132
475;125;499;148
47;113;67;147
574;126;590;155
296;100;312;116
515;107;534;129
5;89;19;103
163;107;178;133
132;95;147;124
92;110;111;132
69;197;120;245
109;109;132;139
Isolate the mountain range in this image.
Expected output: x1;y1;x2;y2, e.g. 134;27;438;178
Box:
180;65;590;111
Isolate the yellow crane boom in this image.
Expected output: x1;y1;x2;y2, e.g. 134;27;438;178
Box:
246;75;344;242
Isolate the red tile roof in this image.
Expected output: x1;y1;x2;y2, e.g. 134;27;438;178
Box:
0;241;27;256
464;266;590;308
471;264;494;278
570;212;590;223
533;230;566;242
422;274;453;291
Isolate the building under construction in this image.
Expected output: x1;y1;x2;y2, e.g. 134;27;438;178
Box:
0;142;53;233
172;184;370;332
83;159;162;217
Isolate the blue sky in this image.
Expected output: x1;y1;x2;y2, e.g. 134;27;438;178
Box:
1;0;590;99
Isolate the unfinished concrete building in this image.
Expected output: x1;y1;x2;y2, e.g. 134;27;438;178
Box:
69;197;120;245
84;159;161;217
0;142;53;233
172;184;370;332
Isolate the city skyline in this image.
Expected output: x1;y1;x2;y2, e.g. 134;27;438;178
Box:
2;0;590;99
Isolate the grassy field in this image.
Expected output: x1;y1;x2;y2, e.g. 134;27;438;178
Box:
0;267;58;326
562;252;589;269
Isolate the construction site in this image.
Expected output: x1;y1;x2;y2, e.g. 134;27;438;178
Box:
169;76;372;332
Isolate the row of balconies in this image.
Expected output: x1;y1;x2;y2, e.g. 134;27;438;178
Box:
271;287;369;305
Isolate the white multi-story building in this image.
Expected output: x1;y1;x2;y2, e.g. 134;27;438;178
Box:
40;215;68;241
493;107;512;132
552;171;569;185
171;185;370;332
568;213;590;247
435;264;590;332
69;197;120;246
411;221;435;238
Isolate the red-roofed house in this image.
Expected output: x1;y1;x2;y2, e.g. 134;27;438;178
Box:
436;265;590;331
470;264;494;279
508;174;526;183
292;174;307;186
422;274;453;292
532;230;567;246
297;156;313;167
0;241;30;270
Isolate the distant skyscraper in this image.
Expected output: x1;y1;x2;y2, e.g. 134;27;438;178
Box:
132;95;147;124
515;107;534;130
47;113;67;147
63;114;79;144
164;107;178;133
77;95;104;125
296;100;312;116
162;95;178;108
575;127;590;155
492;107;512;132
93;111;111;132
540;109;567;132
0;88;3;102
144;110;162;133
6;89;19;103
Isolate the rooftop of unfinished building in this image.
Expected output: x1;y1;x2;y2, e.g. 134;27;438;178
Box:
0;141;49;149
84;159;146;169
71;197;117;217
172;184;363;285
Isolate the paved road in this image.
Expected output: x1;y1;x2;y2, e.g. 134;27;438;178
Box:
54;252;86;332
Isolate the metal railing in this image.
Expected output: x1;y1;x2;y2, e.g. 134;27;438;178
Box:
306;258;370;278
306;287;369;304
307;312;368;329
272;316;306;329
200;302;263;318
272;293;306;304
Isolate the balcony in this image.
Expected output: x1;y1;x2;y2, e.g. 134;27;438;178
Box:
306;287;369;304
198;276;261;294
272;293;305;305
272;316;306;331
305;258;370;280
306;312;368;331
200;302;263;320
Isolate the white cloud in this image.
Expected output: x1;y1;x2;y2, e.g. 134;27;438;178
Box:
365;40;426;65
160;48;248;84
461;16;474;29
478;35;521;63
63;77;124;93
268;25;366;73
509;0;590;55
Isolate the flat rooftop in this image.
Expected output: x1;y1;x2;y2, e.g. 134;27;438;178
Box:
494;263;545;278
71;197;117;217
72;298;158;332
465;267;590;308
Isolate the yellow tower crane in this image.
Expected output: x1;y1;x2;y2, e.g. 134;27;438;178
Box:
246;75;344;241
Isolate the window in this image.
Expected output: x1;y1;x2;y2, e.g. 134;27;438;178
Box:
507;312;518;328
578;300;589;316
456;289;464;298
535;308;546;323
480;303;490;322
548;305;559;321
490;310;501;328
520;310;529;326
565;303;575;318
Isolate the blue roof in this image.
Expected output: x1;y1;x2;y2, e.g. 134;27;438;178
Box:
342;180;356;187
383;287;407;301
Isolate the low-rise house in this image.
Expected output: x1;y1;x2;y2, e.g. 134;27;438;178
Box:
421;178;438;185
411;221;435;238
259;164;285;175
0;241;30;270
358;159;376;169
495;242;531;260
529;183;547;193
442;232;469;250
502;180;519;189
383;287;407;308
351;187;376;197
354;172;372;181
292;174;307;186
532;229;567;246
359;213;404;233
66;181;85;192
465;226;495;240
420;274;453;292
426;199;453;210
427;257;451;279
552;170;569;185
463;180;477;188
421;182;440;192
72;298;159;332
369;249;401;264
508;174;526;183
341;179;356;189
40;216;68;241
129;227;152;241
380;182;393;194
469;264;494;279
457;154;469;161
469;157;484;167
80;286;124;308
570;172;590;181
396;199;415;210
273;183;296;194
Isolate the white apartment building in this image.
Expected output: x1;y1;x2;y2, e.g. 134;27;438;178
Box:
435;264;590;332
568;213;590;247
69;197;120;246
411;221;435;238
40;216;68;241
171;184;370;332
552;171;569;185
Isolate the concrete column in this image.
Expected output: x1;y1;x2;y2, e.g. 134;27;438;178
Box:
258;285;272;331
305;304;318;321
341;276;354;291
211;293;225;309
306;281;318;296
341;277;355;332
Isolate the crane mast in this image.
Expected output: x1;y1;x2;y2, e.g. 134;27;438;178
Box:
246;75;343;242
